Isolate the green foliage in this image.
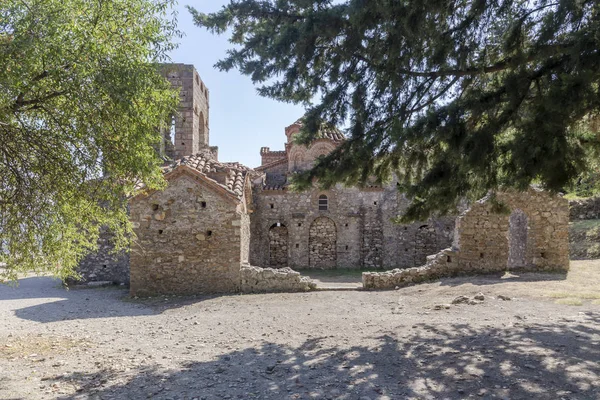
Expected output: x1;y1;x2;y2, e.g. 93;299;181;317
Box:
191;0;600;221
0;0;180;281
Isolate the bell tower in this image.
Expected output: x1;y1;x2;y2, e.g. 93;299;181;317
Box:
160;64;211;160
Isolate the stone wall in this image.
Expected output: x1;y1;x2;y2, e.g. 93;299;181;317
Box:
363;189;569;290
250;182;454;269
240;265;316;293
569;197;600;220
74;228;130;285
309;217;337;268
129;171;245;296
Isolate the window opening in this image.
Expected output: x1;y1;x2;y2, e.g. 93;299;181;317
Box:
200;201;207;208
169;115;176;145
318;195;328;211
206;230;212;237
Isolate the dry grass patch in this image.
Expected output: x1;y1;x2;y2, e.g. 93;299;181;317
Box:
554;298;584;306
0;335;90;360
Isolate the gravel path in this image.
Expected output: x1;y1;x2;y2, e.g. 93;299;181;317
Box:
1;264;599;400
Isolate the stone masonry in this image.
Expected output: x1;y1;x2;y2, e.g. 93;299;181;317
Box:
76;64;570;296
250;117;455;270
240;264;316;293
363;189;570;289
74;228;130;285
129;163;251;297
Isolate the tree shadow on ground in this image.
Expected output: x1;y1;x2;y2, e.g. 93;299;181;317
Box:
53;312;599;400
1;276;235;323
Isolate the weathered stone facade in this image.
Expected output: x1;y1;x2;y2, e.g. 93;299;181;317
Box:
76;64;570;295
250;118;455;270
129;161;252;297
363;189;570;289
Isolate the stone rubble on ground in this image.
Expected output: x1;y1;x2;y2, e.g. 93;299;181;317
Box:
240;265;316;293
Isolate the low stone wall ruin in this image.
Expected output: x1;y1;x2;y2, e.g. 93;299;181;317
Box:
73;229;130;285
240;264;316;293
364;189;570;290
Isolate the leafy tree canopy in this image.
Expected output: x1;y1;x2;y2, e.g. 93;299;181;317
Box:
0;0;179;281
191;0;600;220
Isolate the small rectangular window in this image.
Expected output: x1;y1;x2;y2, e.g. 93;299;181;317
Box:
318;195;328;211
201;201;207;208
270;203;274;209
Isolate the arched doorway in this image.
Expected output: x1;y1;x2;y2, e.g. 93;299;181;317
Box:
507;209;528;269
309;217;337;269
269;223;288;268
198;112;207;146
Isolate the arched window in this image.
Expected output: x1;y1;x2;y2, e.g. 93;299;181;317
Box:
169;114;176;145
318;195;328;211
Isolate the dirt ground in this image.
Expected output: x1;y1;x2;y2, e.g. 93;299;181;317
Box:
1;261;599;400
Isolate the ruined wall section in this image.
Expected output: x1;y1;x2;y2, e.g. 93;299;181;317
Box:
129;173;243;296
364;189;569;289
74;229;130;285
240;265;316;293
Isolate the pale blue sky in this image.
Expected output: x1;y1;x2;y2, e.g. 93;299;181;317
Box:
169;1;305;167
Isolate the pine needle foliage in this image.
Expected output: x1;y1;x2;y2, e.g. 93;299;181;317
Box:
0;0;180;281
190;0;600;221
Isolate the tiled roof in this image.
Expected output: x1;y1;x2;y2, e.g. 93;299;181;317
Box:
163;151;252;199
292;117;345;142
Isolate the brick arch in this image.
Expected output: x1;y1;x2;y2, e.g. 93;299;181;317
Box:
308;141;336;159
287;145;307;172
269;223;288;268
309;217;337;269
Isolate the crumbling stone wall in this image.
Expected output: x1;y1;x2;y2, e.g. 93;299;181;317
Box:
74;228;129;285
364;189;569;289
129;172;246;296
240;264;316;293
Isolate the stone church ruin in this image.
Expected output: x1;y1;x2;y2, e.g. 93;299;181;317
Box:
77;64;569;296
